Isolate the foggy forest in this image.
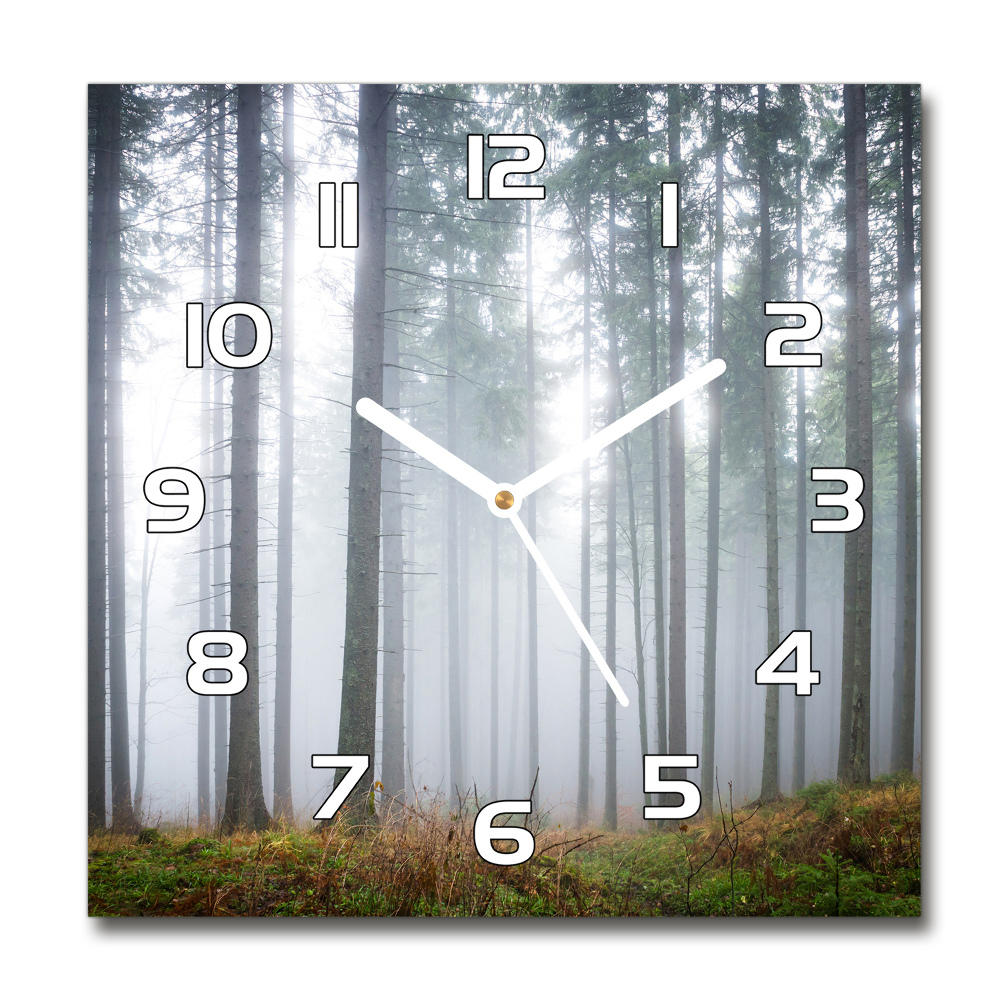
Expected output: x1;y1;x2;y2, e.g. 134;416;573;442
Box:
87;83;921;917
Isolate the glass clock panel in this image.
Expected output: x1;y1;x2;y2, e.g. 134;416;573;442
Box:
87;83;921;918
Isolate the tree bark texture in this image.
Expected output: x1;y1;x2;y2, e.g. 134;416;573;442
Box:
335;83;393;823
701;83;724;813
604;135;619;830
847;84;873;785
577;194;592;827
838;84;860;782
380;92;406;813
273;83;297;821
891;84;919;775
105;86;137;832
212;86;229;820
793;150;807;793
223;84;270;832
88;84;113;833
758;84;781;803
667;85;687;771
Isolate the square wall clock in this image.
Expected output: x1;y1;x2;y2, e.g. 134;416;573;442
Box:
88;83;920;917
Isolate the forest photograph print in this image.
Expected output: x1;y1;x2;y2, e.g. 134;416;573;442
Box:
87;83;921;918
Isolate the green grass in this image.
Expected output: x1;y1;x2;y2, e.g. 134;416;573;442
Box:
89;775;920;917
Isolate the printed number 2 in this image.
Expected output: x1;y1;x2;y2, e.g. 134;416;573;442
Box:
764;301;823;367
467;134;546;201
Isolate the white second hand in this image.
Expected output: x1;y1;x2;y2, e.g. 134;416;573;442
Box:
508;511;629;708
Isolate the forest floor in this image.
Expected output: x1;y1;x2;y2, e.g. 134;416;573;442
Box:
88;774;920;917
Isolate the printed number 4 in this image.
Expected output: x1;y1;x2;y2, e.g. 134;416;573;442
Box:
756;630;820;696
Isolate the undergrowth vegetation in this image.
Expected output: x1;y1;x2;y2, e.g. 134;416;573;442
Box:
88;774;920;917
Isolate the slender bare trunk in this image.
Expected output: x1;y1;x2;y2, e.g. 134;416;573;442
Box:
88;84;113;833
838;84;860;781
135;538;155;815
446;249;463;805
222;84;270;832
577;195;592;827
758;84;781;803
334;84;393;823
198;89;213;826
848;84;873;785
106;86;136;832
793;151;807;793
272;84;297;820
891;84;919;775
604;116;619;830
490;515;499;797
667;85;687;775
525;197;539;806
212;87;229;821
701;83;725;813
381;93;406;813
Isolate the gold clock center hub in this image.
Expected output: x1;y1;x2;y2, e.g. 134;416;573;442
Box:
494;490;515;510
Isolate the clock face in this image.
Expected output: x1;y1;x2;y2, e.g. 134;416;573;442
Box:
88;82;921;916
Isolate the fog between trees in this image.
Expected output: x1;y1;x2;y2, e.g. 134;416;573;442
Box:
88;83;920;833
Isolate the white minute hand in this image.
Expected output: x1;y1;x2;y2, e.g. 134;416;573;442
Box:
356;397;499;501
513;357;727;499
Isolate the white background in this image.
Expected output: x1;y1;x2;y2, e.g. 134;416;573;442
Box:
1;3;991;994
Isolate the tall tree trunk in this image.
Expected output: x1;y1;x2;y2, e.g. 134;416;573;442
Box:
667;85;687;773
105;86;136;832
198;89;213;826
604;119;619;830
459;489;471;781
446;248;463;806
213;86;229;820
135;538;155;814
506;544;524;791
838;84;860;782
644;209;667;772
623;437;648;809
334;83;393;823
439;514;448;778
793;151;807;793
847;84;873;785
490;514;499;798
406;498;416;793
525;197;539;804
577;193;592;827
733;529;749;796
273;83;296;821
758;84;781;803
891;84;919;775
701;83;725;813
380;93;406;814
646;91;668;784
88;84;113;833
222;84;270;832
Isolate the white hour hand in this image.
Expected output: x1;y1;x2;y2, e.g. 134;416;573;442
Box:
356;397;499;502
